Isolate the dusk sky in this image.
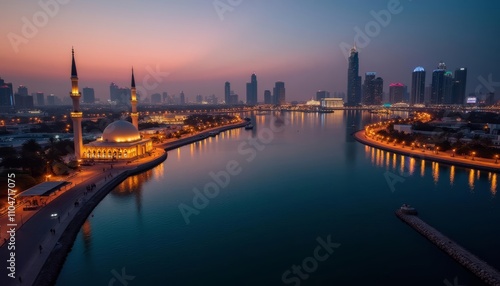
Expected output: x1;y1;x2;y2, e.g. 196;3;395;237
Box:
2;0;500;102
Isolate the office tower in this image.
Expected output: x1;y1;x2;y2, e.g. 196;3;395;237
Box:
431;62;447;104
151;93;162;104
273;81;285;105
47;94;55;105
230;91;238;104
363;72;376;105
411;66;426;105
316;90;330;101
389;83;406;103
443;71;454;104
14;93;34;109
346;45;361;106
110;82;119;102
0;78;14;107
264;90;272;104
372;77;383;105
82;87;95;104
196;94;203;104
246;73;258;105
180;91;185;105
452;68;467;104
17;85;28;96
224;81;231;104
36;92;45;106
69;48;83;160
162;92;169;103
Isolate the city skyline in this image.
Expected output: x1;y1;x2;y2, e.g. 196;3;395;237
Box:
2;1;500;102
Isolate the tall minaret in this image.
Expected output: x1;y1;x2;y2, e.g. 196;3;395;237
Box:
70;48;83;160
130;68;139;130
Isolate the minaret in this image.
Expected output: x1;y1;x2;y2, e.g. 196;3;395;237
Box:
70;48;83;160
130;68;139;130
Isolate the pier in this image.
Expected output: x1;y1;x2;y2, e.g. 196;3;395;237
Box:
396;207;500;286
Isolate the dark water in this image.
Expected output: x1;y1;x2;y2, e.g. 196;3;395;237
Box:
56;111;498;286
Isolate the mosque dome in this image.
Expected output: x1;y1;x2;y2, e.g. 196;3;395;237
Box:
102;120;141;143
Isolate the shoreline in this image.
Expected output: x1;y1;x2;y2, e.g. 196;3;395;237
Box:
353;130;500;173
33;121;246;286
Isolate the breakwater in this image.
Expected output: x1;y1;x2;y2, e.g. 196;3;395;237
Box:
396;208;500;286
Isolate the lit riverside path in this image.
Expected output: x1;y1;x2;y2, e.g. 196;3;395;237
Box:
0;121;245;286
353;116;500;172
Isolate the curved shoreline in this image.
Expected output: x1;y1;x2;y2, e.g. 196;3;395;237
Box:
353;130;500;173
33;122;246;286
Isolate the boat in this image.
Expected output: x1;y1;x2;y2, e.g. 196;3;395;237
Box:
400;204;418;215
318;109;334;113
245;124;254;130
208;131;219;137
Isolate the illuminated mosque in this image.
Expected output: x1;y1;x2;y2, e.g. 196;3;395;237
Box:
69;49;152;161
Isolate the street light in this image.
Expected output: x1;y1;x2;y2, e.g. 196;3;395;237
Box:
402;141;405;148
411;142;415;150
471;151;476;161
422;144;426;152
435;147;439;154
452;149;456;157
495;155;499;164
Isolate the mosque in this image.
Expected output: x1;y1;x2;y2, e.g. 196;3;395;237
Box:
69;49;152;161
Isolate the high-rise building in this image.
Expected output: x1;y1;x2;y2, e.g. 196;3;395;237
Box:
411;67;426;105
245;73;258;105
389;83;406;103
180;91;185;105
452;68;467;104
273;82;285;105
264;90;272;104
224;82;231;105
14;93;34;109
346;45;361;106
36;92;45;106
195;94;203;104
431;62;447;104
372;77;383;105
443;71;454;104
82;87;95;104
363;72;376;105
17;85;28;96
230;91;238;105
151;93;162;104
316;90;330;101
0;78;14;107
47;94;56;105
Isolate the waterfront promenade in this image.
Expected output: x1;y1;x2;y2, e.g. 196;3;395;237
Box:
353;130;500;173
0;121;245;286
396;208;500;286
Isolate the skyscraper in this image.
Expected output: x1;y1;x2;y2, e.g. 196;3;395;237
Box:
246;73;257;105
363;72;376;105
389;83;406;103
273;82;285;105
0;78;14;107
82;87;95;104
443;71;454;104
347;45;361;106
36;92;45;106
180;91;185;105
372;77;383;105
431;62;447;104
69;48;83;160
17;85;28;96
452;68;467;104
224;81;231;104
411;67;426;105
316;90;330;101
264;90;272;104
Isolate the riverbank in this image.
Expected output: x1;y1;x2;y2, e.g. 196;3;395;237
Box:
353;130;500;173
31;121;247;286
396;208;500;286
